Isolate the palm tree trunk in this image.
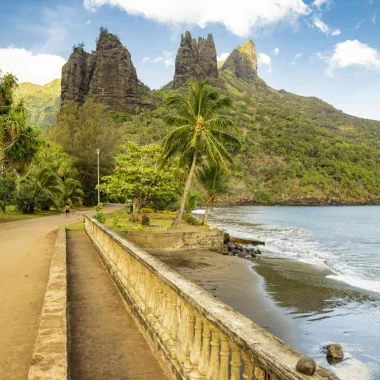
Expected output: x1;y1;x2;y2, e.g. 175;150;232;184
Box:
172;152;197;227
132;198;141;222
202;205;211;225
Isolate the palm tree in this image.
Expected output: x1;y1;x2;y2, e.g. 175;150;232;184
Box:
62;178;84;207
198;163;229;225
162;80;240;226
35;168;64;210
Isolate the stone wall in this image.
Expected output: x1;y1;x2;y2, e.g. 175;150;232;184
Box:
123;229;225;251
84;216;339;380
27;226;68;380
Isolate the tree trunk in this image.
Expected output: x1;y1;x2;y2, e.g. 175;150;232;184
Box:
202;205;211;225
172;152;197;227
132;198;141;222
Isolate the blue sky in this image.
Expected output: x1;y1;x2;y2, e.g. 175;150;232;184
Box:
1;0;380;120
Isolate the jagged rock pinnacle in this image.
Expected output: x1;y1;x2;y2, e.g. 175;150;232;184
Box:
173;31;218;88
221;40;258;81
61;31;142;113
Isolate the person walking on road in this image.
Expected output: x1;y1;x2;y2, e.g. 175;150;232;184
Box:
65;204;70;218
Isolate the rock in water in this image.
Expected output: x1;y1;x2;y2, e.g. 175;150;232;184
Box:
296;357;316;376
327;344;344;360
173;31;218;88
221;40;258;81
141;215;150;226
61;32;142;113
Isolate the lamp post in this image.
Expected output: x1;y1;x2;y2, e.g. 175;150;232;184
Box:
96;148;100;205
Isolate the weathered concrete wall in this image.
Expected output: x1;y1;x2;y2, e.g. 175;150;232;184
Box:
27;226;68;380
85;216;339;380
123;228;225;251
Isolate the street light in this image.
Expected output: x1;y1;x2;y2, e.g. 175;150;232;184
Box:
96;148;100;205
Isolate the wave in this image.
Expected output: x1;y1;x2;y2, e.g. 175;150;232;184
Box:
326;274;380;294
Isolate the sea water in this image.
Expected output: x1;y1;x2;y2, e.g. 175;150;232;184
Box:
196;206;380;379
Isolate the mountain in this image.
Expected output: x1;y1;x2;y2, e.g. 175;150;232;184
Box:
14;79;61;128
16;30;380;204
173;31;218;88
61;28;155;112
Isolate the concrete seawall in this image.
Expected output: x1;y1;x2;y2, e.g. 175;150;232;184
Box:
27;226;68;380
85;216;340;380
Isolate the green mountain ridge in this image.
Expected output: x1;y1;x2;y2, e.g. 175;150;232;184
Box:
14;66;380;205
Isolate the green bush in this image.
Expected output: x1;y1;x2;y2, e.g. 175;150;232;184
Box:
16;183;36;214
93;203;106;224
0;176;15;214
183;214;202;225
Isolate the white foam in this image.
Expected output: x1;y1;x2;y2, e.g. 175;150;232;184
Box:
327;274;380;294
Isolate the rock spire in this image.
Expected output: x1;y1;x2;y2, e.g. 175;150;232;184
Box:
173;31;218;88
221;40;258;81
61;32;141;113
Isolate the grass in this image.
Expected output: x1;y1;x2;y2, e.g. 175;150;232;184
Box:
66;219;85;231
103;208;201;233
0;205;63;224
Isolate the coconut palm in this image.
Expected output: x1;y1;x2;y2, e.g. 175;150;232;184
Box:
35;168;64;210
62;178;84;207
162;80;240;226
198;163;229;225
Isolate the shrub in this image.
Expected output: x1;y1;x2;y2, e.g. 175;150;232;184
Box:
16;182;36;214
93;203;106;224
0;176;15;214
183;214;202;225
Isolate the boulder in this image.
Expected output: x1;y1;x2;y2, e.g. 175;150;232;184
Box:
141;215;150;226
296;357;316;376
326;344;344;360
223;232;230;244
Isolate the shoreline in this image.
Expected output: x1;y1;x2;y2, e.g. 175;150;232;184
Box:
148;248;301;350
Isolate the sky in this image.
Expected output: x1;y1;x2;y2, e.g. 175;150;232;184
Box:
1;0;380;120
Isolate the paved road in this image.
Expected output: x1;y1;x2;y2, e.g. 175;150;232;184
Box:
0;205;121;380
67;231;168;380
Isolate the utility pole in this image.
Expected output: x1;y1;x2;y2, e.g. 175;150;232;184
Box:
96;148;100;205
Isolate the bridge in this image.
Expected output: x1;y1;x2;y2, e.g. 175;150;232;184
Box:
0;208;339;380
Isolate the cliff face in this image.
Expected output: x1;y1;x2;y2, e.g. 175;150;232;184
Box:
173;31;218;88
221;40;258;81
61;33;141;113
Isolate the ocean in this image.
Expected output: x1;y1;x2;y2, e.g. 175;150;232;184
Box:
197;205;380;379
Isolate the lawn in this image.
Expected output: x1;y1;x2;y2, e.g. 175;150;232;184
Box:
0;205;63;224
104;208;201;233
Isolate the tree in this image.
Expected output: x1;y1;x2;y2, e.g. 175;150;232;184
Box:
0;176;15;214
48;98;126;204
0;73;40;173
197;163;230;225
35;168;64;210
99;142;180;221
162;80;240;226
62;178;84;207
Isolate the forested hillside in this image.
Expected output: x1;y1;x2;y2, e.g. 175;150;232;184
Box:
15;64;380;205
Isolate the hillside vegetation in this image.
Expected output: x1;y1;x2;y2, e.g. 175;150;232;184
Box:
14;79;61;128
17;72;380;205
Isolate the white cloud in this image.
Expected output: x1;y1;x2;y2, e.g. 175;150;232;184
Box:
217;52;230;62
292;53;303;65
142;50;175;68
312;15;341;36
371;13;377;25
312;0;329;8
87;20;91;24
0;47;65;85
273;47;280;55
258;53;272;73
84;0;310;37
317;40;380;75
355;19;364;29
313;15;329;33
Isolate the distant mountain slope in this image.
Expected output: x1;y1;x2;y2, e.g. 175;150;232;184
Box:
14;79;61;128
